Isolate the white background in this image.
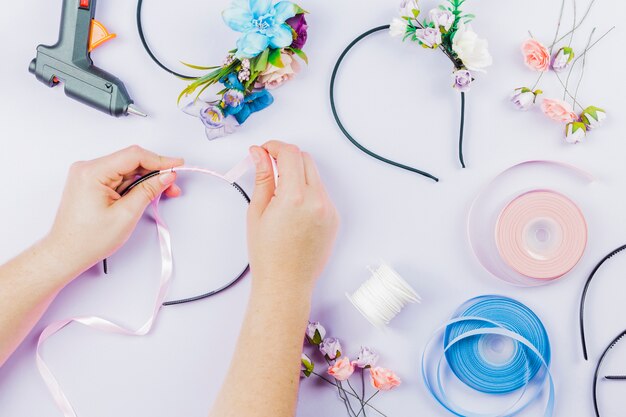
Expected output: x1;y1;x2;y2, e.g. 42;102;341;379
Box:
1;0;626;416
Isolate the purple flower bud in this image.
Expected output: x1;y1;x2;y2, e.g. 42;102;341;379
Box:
566;121;587;144
551;47;574;73
306;322;326;345
286;14;308;50
320;337;342;360
353;347;379;369
510;87;540;111
452;69;473;92
301;353;314;377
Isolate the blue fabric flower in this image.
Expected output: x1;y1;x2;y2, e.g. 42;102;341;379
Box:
223;0;298;58
219;73;274;124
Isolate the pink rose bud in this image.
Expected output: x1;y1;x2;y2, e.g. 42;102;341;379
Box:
521;39;550;72
328;357;355;381
320;337;342;360
306;322;326;345
353;347;379;369
369;367;402;391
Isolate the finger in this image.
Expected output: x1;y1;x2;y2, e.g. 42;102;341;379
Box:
262;141;306;192
248;146;276;218
94;145;183;179
115;172;177;215
302;152;322;187
164;184;182;198
116;168;160;195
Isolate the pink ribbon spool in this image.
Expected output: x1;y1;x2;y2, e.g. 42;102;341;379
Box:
495;190;587;280
468;161;595;286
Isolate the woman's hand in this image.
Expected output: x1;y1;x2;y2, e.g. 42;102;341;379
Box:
46;145;184;279
247;141;339;294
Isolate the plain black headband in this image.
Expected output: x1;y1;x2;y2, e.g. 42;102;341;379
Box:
330;25;468;183
579;243;626;360
136;0;197;80
102;171;251;307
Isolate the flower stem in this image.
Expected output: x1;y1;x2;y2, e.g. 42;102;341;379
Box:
568;0;577;46
555;73;585;111
356;391;383;417
549;0;597;47
346;379;365;416
530;72;544;91
361;371;367;417
338;380;359;417
311;372;387;417
571;27;595;107
549;0;567;56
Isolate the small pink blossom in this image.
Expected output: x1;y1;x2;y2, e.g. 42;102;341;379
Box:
369;367;401;391
328;357;355;381
521;39;550;72
541;98;578;123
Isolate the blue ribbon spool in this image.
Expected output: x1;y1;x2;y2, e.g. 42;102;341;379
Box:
422;295;555;417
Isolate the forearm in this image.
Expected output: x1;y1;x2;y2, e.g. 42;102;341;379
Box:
0;237;78;366
209;277;312;417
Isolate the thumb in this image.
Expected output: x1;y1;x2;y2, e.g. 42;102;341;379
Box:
117;172;177;215
248;146;276;218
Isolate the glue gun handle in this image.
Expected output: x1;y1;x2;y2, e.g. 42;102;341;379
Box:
56;0;97;64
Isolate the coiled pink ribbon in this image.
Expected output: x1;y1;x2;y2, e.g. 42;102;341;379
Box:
36;157;264;417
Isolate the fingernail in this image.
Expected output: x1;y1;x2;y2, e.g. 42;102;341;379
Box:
160;172;176;185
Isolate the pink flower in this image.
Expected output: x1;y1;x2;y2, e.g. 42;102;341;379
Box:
369;367;401;391
254;52;301;90
521;39;550;72
328;357;355;381
541;98;578;123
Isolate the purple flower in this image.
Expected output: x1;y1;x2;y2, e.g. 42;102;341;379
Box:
353;347;379;369
223;89;245;107
511;87;540;111
415;28;442;48
452;69;473;92
306;322;326;345
286;14;308;49
320;337;342;360
199;105;225;128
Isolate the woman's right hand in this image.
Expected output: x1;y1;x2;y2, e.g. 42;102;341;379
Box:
247;141;339;294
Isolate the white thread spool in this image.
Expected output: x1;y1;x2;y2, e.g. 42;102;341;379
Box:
346;262;421;328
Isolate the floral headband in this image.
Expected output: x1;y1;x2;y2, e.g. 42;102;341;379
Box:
137;0;309;140
330;0;491;182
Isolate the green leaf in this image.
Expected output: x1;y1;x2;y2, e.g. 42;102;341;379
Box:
290;48;309;64
181;62;220;71
268;48;284;68
254;48;270;72
294;4;309;14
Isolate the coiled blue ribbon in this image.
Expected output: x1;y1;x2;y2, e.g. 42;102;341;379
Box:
422;295;555;417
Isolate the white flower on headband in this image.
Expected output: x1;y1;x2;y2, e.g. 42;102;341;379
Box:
399;0;419;18
389;18;409;38
452;24;493;72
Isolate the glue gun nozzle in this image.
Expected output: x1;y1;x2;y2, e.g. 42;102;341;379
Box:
127;105;148;117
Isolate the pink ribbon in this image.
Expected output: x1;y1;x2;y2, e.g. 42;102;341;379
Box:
36;160;257;417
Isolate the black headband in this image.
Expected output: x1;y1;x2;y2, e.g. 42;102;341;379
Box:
330;25;468;183
102;171;251;307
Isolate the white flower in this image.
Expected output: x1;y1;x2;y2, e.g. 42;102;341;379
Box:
452;24;493;72
581;106;606;130
511;88;539;111
429;9;454;31
566;121;587;144
389;18;408;37
353;347;379;368
399;0;419;18
415;27;442;48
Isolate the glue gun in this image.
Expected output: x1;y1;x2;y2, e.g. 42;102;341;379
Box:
29;0;146;117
